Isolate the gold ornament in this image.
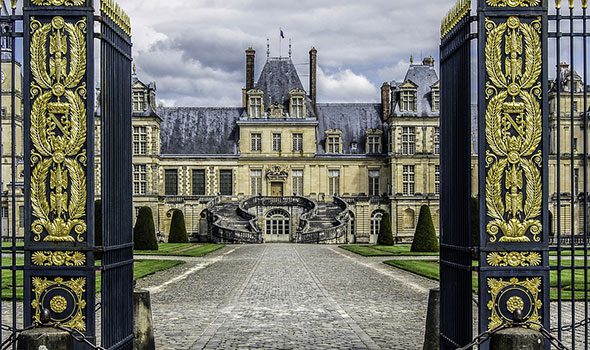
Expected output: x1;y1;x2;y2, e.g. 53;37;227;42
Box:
486;0;541;6
31;0;85;5
31;277;86;331
487;277;542;330
441;0;471;38
484;16;543;243
486;251;542;267
32;251;86;266
29;16;88;243
100;0;131;36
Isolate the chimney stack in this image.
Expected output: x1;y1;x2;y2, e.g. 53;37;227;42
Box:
381;82;391;119
245;47;256;90
309;47;317;114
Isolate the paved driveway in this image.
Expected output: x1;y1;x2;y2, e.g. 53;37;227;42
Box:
137;244;437;349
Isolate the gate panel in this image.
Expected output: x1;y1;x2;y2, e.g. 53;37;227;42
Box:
477;3;550;349
439;1;474;348
22;0;97;346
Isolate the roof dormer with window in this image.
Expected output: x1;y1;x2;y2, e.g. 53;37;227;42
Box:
247;89;265;118
366;129;383;154
431;82;440;112
399;82;418;112
289;89;306;118
325;129;343;154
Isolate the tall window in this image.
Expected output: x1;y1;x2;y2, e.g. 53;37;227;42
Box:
250;169;262;195
401;88;417;112
132;91;147;111
370;211;383;235
293;133;303;152
251;133;262;152
328;170;340;196
291;96;304;118
133;126;148;155
266;209;290;235
192;169;206;196
402;127;416;155
367;135;381;154
368;170;380;197
403;165;415;196
432;88;440;111
165;169;178;196
219;170;233;196
292;170;304;195
434;127;440;155
435;165;440;195
133;164;147;195
272;133;282;152
249;96;263;118
327;136;341;154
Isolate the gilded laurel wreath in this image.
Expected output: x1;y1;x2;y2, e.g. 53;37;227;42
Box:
484;17;543;243
31;0;85;6
486;0;541;6
29;17;88;242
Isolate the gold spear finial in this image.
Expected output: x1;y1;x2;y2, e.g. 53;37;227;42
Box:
583;0;588;8
555;0;562;8
569;0;574;8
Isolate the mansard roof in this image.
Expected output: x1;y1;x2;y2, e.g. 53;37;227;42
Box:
316;103;388;155
254;57;314;118
158;107;241;155
391;61;439;118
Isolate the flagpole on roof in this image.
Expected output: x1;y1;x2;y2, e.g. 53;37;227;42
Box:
279;27;282;58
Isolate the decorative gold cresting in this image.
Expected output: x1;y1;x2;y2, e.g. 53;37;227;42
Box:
101;0;131;36
484;16;543;243
441;0;471;38
31;277;86;331
31;0;84;5
487;251;542;267
486;0;541;6
556;0;562;8
32;251;86;266
487;277;542;330
29;16;88;242
583;0;588;9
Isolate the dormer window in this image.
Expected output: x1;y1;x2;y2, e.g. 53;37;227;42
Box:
326;129;342;154
289;89;306;118
132;91;147;112
431;85;440;112
400;84;417;112
366;129;383;154
247;89;264;118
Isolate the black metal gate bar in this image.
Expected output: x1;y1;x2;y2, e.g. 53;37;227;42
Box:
439;1;474;348
583;3;589;347
97;0;133;348
9;2;16;346
22;1;97;348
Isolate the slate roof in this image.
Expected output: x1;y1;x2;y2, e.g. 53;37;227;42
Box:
158;107;242;155
391;62;439;118
254;57;314;118
316;103;388;155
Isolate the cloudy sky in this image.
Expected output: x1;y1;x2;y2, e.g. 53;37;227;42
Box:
123;0;455;107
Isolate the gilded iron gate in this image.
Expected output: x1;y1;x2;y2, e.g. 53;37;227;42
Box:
0;0;132;348
440;0;589;349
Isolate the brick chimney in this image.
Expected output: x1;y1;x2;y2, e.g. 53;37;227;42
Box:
245;47;255;90
381;82;391;119
309;47;317;114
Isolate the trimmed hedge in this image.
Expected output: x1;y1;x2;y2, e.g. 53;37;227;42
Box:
168;210;189;243
377;212;395;246
134;207;158;251
411;205;439;252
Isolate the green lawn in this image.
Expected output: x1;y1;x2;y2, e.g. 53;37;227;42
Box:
1;258;183;301
340;244;439;257
385;259;589;301
134;243;224;257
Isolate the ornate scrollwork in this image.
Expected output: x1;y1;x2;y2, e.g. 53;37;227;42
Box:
31;0;85;6
29;16;88;243
32;251;86;266
266;166;288;182
484;17;543;243
486;0;541;6
31;277;86;331
486;251;542;267
441;0;471;38
487;277;542;330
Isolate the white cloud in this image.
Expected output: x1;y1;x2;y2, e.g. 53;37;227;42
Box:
318;68;379;102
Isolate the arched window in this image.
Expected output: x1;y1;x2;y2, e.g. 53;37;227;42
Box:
403;208;415;229
371;211;384;235
265;209;290;235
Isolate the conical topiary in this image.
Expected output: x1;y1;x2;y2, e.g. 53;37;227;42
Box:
411;205;439;252
168;209;189;243
377;212;395;246
133;207;158;250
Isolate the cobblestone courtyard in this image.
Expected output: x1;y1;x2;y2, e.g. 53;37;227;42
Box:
136;244;438;349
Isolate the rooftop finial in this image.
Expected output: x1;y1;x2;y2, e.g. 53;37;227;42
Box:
289;38;292;58
267;38;270;58
410;55;414;65
132;63;137;75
